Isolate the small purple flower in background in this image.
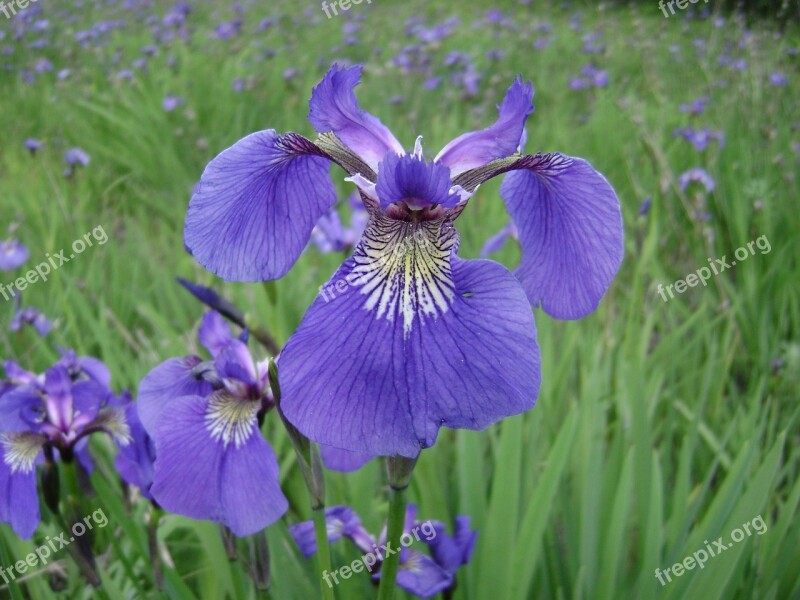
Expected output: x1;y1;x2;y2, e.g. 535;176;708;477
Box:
769;71;788;86
679;96;708;115
0;364;129;538
480;221;518;257
232;78;245;93
570;63;608;89
638;197;653;216
183;64;624;458
214;19;242;40
582;31;605;55
163;95;184;112
283;67;299;83
137;311;287;536
310;193;368;254
57;69;70;81
63;147;90;177
679;167;715;193
534;37;552;50
485;49;505;61
33;58;52;73
289;504;476;598
0;238;29;270
673;126;725;152
10;306;51;337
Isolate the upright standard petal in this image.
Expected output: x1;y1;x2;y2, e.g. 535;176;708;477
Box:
150;394;288;536
185;130;337;281
279;213;541;457
198;311;234;358
375;153;461;211
435;77;533;177
497;153;624;319
309;64;404;172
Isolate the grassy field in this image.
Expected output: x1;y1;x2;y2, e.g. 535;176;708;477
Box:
1;0;798;598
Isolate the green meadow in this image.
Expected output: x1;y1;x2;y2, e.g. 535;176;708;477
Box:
0;0;798;598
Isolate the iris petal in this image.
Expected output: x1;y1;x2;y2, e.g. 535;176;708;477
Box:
0;456;40;539
184;130;337;282
137;356;213;436
279;219;541;457
319;445;373;472
498;153;624;319
435;77;533;177
309;64;404;172
376;153;460;210
150;395;287;536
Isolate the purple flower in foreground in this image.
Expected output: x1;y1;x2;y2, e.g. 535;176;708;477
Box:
0;364;128;538
137;311;287;536
183;64;624;458
0;238;29;270
10;306;51;336
679;167;715;193
289;504;476;598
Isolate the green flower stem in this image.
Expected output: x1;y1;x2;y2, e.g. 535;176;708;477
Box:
313;505;336;600
377;485;408;600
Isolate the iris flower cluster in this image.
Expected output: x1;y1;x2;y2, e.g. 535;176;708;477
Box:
0;352;129;538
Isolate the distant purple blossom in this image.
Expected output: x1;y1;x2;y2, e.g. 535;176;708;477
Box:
163;95;184;112
673;127;725;152
679;168;715;193
679;96;708;115
769;72;788;86
0;239;29;270
10;306;51;337
24;138;43;155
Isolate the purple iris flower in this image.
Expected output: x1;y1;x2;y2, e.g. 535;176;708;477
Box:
0;364;129;538
289;504;476;598
10;306;51;336
769;71;788;86
570;64;608;89
0;238;29;270
679;167;715;193
183;64;624;458
679;96;708;115
137;311;288;536
311;192;368;253
673;126;725;152
163;95;184;112
24;138;44;155
480;221;518;257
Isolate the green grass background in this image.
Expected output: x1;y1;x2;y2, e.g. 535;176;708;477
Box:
0;0;798;598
